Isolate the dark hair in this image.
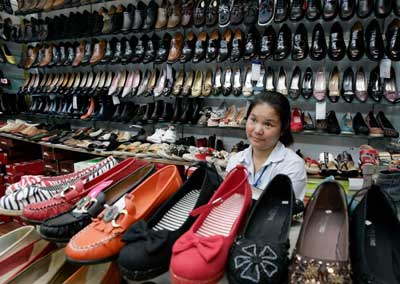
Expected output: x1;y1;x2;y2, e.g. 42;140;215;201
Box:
247;92;294;147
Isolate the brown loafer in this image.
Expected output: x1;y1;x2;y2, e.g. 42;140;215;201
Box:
167;32;184;63
167;0;182;28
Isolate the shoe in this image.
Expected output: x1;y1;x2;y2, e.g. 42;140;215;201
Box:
328;22;346;61
375;0;392;17
193;31;208;63
227;175;294;284
40;162;156;244
328;66;340;103
319;152;338;175
192;70;203;97
301;67;313;99
181;0;194;26
219;0;233;27
21;158;141;224
66;165;182;264
168;32;184;63
118;163;221;281
206;0;219;26
63;262;120;284
213;67;223;96
276;67;288;95
337;151;359;177
274;0;289;22
383;67;399;103
357;0;373;16
180;32;196;63
258;0;275;26
353;112;369;135
0;238;57;284
167;0;182;29
289;181;351;283
292;23;308;61
310;23;326;60
230;28;243;62
243;25;259;60
366;111;384;137
376;111;399;138
306;0;321;20
142;0;158;30
170;165;252;284
259;25;275;59
291;107;303;132
155;33;171;64
341;67;355;103
341;112;354;134
339;0;355;18
326;110;341;134
194;0;207;27
290;0;305;20
289;66;301;100
182;70;194;97
350;185;400;283
313;66;326;101
302;111;315;131
347;21;364;61
386;19;400;61
368;67;383;102
323;0;338;20
355;67;368;102
274;24;291;60
1;43;16;64
217;28;232;62
0;157;118;216
365;19;384;61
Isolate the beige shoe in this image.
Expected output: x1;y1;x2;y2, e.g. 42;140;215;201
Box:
191;70;203;97
62;262;120;284
181;70;194;96
9;248;79;284
202;69;213;97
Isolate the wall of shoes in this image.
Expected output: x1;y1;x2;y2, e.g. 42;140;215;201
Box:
0;0;400;163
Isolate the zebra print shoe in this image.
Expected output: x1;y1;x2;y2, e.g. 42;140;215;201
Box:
0;156;118;216
21;158;143;225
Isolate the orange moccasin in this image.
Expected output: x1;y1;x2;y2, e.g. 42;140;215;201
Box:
65;165;182;264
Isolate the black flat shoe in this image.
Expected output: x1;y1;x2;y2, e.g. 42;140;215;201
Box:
290;0;305;20
386;19;400;61
339;0;355;19
350;185;400;284
353;112;369;135
306;0;321;20
328;22;346;61
322;0;338;20
243;25;259;60
365;19;384;61
228;175;294;284
273;24;291;60
291;23;308;61
259;25;275;59
310;23;326;60
347;21;364;61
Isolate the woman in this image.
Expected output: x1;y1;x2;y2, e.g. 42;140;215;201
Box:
226;92;306;200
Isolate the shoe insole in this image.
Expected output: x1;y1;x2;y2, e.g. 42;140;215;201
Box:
196;193;244;237
153;190;200;231
301;210;345;260
246;197;290;243
365;221;399;283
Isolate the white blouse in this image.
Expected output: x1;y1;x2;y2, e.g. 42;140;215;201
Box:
226;142;307;200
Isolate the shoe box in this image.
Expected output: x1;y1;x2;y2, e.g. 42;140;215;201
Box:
5;159;45;176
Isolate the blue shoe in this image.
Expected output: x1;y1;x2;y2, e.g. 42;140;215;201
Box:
341;112;354;134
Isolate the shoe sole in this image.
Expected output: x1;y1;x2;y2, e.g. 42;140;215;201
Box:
19;215;44;225
170;269;224;284
120;263;168;282
0;207;23;216
66;253;118;265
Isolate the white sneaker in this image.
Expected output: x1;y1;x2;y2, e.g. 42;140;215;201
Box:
147;128;166;144
161;126;177;144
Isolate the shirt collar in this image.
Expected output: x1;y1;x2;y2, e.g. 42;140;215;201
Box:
239;142;286;168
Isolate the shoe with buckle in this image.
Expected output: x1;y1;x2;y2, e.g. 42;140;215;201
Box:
292;23;308;61
274;24;291;60
206;29;220;62
310;23;326;60
193;31;208;63
328;22;345;61
386;19;400;61
347;21;364;61
365;19;384;61
259;26;275;59
40;163;156;243
217;29;232;62
66;165;182;264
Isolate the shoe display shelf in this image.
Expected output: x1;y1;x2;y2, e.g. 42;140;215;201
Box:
1;0;399;169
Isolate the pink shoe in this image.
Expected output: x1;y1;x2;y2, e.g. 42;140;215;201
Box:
170;165;252;284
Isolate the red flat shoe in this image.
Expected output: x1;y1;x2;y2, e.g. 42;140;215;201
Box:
291;107;303;133
170;165;252;284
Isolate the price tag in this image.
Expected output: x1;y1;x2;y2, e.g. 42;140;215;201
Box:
251;61;261;82
166;64;173;81
380;58;391;79
316;101;326;120
73;95;78;109
112;95;120;105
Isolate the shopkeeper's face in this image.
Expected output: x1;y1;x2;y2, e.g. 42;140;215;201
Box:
246;103;282;151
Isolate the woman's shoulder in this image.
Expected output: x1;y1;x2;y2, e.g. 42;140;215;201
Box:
282;147;305;166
